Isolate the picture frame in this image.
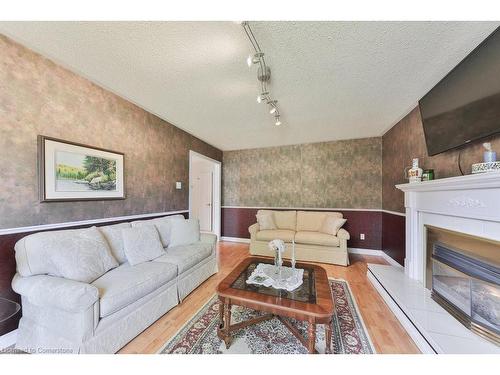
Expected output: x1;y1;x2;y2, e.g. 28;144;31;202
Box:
38;135;125;202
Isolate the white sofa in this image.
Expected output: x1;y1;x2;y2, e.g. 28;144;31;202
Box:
249;210;350;266
11;215;218;354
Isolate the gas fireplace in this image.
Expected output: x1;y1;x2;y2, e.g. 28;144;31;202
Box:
426;226;500;345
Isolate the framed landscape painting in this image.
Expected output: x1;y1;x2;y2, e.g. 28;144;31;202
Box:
38;136;125;202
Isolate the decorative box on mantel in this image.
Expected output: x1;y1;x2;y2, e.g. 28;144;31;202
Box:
396;171;500;284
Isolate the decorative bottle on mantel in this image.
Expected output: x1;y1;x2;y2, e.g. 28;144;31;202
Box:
406;158;423;183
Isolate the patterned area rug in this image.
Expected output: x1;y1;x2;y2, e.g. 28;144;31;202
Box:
159;279;375;354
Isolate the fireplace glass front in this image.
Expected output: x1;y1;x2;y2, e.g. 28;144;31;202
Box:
426;226;500;345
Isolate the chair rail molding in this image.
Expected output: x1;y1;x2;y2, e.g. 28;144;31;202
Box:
0;210;189;235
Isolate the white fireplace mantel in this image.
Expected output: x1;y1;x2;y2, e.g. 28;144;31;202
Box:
365;172;500;353
396;171;500;283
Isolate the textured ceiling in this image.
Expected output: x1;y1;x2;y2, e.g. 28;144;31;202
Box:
0;21;498;150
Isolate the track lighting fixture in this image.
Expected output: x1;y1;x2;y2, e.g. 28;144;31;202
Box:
241;21;284;127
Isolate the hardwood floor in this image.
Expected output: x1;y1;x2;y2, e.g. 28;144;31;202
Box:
118;241;420;354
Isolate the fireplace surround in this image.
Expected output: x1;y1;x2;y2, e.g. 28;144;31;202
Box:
367;172;500;353
426;226;499;345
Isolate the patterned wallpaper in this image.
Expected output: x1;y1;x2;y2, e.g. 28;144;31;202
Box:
382;106;500;213
0;35;222;229
223;137;382;209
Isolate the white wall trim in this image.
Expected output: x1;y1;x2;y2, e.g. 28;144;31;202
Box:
348;247;403;268
221;206;406;217
0;210;188;236
348;247;385;256
0;329;17;351
220;236;251;244
381;209;406;217
222;205;381;211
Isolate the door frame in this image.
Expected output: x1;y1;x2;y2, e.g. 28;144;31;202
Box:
188;150;221;239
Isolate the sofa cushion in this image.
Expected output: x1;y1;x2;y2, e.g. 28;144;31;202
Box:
92;262;177;317
256;229;295;242
272;211;296;230
169;219;201;247
131;215;185;247
294;231;340;247
122;226;165;266
296;211;343;232
256;210;277;230
153;242;212;274
99;222;131;264
15;226;118;283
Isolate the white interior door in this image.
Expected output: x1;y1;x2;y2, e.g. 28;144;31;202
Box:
193;171;213;232
189;150;221;238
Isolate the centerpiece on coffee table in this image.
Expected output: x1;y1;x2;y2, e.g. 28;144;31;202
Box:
246;239;303;291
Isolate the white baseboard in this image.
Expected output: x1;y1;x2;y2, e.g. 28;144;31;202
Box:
0;329;17;350
220;236;251;243
348;247;384;256
348;247;403;268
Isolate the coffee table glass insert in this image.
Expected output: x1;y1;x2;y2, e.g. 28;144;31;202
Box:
230;259;316;303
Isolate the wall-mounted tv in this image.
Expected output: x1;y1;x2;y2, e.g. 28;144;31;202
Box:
419;27;500;156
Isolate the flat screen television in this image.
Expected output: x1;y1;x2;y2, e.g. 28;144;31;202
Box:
419;27;500;156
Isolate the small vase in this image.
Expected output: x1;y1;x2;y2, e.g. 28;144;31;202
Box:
274;249;282;276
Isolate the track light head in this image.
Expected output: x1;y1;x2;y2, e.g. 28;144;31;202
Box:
247;52;263;67
246;55;254;67
257;92;268;104
275;116;281;126
268;100;278;114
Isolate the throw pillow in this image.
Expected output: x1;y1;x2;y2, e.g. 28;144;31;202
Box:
122;226;165;266
99;222;132;264
17;226;119;283
132;215;185;247
256;212;277;230
169;219;201;247
320;216;347;236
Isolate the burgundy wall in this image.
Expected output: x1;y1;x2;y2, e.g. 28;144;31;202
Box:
381;212;406;266
0;211;188;336
222;207;382;250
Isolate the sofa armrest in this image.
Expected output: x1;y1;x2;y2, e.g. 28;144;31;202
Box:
12;273;99;313
337;228;350;240
248;223;260;240
200;232;217;247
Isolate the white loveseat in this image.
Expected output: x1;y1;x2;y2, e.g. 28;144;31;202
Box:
249;210;350;266
11;215;217;354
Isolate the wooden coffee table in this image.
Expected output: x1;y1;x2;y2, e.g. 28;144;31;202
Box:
216;256;334;353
